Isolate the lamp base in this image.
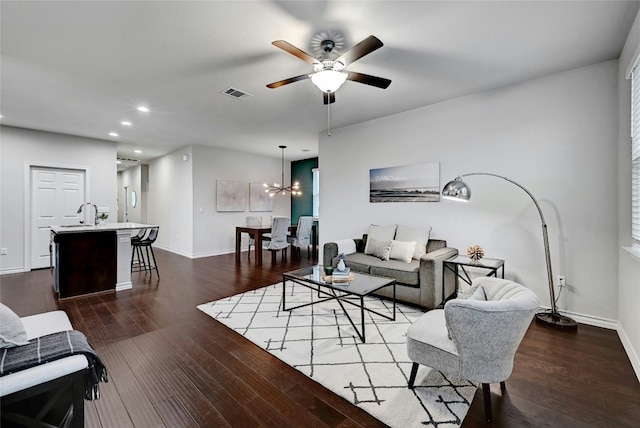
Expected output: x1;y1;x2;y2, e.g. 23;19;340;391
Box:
535;311;578;331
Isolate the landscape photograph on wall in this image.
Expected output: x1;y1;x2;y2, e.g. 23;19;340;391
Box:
369;161;440;203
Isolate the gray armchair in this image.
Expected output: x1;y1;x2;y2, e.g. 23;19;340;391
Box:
406;277;540;421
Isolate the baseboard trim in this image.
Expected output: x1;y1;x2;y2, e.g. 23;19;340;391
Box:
0;267;27;275
116;281;132;291
538;306;618;330
152;244;238;260
617;324;640;383
192;249;235;259
152;244;193;259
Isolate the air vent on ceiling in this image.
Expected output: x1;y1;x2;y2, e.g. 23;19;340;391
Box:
117;157;141;163
221;87;254;101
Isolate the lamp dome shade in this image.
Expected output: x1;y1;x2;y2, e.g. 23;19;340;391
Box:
442;178;471;201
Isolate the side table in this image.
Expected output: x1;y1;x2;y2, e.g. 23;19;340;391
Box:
441;255;505;306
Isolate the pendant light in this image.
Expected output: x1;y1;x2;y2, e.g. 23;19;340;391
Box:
263;145;302;197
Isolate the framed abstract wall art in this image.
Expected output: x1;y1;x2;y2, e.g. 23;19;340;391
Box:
249;182;274;212
216;180;245;211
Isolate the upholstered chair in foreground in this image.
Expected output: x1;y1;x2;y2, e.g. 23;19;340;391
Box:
406;277;540;421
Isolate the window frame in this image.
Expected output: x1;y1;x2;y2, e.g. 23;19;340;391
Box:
631;64;640;245
312;168;319;220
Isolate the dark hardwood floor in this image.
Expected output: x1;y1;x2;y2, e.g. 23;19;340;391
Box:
1;248;639;427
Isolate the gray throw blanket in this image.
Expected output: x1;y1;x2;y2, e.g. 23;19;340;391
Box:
0;330;108;400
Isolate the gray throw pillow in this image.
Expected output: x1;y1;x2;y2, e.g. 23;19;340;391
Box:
395;225;431;260
0;303;29;348
467;286;487;301
364;224;396;255
365;238;393;260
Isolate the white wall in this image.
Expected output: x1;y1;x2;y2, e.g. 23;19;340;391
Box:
191;145;291;257
147;144;290;258
0;125;117;272
320;60;619;325
117;164;147;223
147;146;194;257
618;10;640;380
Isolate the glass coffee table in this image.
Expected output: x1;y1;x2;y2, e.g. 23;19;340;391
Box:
282;265;396;343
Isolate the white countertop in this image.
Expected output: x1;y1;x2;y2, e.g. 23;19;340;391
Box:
50;222;157;234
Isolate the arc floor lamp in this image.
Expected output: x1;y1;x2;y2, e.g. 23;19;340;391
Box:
442;173;577;330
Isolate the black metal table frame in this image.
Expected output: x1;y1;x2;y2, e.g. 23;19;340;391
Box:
282;273;396;343
442;257;505;306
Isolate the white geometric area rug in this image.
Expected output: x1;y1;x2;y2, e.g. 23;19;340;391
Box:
197;283;477;427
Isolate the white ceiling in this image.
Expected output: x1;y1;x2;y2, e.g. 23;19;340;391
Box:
1;1;638;165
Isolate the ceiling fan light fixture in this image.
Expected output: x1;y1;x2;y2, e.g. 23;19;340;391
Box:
311;70;348;93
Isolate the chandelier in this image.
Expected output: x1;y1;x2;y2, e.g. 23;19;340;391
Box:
263;145;301;197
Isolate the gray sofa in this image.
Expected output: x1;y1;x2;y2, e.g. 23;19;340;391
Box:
323;235;458;309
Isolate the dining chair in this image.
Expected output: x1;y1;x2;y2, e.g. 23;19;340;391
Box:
245;216;262;260
262;216;290;263
288;215;313;259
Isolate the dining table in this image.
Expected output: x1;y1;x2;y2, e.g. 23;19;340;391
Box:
235;223;317;266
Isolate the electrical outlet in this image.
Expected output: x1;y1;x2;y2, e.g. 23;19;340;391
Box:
0;248;7;255
557;275;566;287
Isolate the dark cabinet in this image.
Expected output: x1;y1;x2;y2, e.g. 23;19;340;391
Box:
53;231;117;298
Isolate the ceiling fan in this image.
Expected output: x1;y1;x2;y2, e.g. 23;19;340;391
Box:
266;35;391;104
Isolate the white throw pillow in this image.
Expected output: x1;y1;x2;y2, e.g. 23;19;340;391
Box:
365;238;393;260
389;240;416;263
0;303;29;348
364;224;397;254
395;225;432;260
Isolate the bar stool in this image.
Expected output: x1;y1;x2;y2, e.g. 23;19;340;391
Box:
131;228;159;277
130;229;148;271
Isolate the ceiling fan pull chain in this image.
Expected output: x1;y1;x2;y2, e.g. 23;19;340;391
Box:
327;98;331;136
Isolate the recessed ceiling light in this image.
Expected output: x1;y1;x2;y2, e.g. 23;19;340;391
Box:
134;150;142;154
121;121;132;126
137;105;150;113
109;132;119;137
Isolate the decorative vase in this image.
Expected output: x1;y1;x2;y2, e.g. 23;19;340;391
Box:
337;258;346;272
466;245;485;262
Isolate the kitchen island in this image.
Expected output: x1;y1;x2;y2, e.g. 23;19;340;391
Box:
50;223;157;299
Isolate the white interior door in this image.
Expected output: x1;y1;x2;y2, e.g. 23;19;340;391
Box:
30;167;85;269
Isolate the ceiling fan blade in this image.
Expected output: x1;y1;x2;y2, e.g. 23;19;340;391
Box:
346;71;391;89
266;74;310;89
272;40;320;65
323;92;336;105
335;35;383;67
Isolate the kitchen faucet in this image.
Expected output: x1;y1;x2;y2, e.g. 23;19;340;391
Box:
77;202;99;225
